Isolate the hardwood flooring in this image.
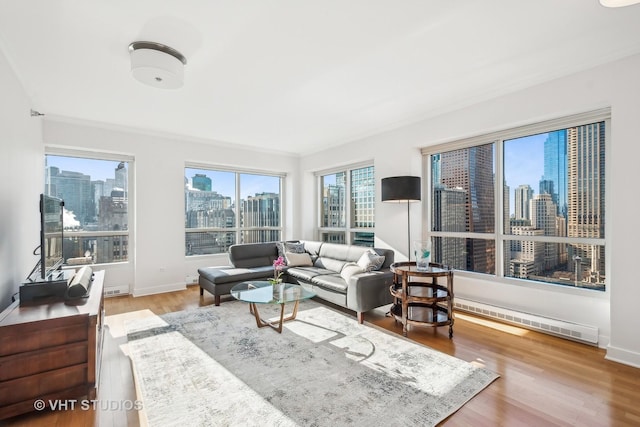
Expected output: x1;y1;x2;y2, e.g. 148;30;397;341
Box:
3;285;639;426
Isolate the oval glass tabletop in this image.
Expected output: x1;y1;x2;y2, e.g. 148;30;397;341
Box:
230;281;316;304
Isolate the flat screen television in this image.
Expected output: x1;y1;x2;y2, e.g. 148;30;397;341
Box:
27;194;65;281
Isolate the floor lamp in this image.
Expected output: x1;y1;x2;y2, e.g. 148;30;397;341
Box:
381;176;421;261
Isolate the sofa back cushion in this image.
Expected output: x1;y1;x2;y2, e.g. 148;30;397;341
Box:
313;243;369;273
229;242;278;268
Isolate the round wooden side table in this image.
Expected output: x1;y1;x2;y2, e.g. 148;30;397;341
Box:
389;261;454;338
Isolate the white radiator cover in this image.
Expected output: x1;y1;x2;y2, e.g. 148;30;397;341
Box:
104;285;130;297
454;298;599;345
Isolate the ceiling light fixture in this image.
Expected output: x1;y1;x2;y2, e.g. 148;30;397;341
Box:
128;41;187;89
599;0;640;7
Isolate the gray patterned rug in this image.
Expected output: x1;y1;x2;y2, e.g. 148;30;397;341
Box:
125;300;498;427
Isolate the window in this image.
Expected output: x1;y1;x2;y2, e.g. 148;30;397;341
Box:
318;165;375;246
185;167;283;256
425;110;607;291
45;153;131;265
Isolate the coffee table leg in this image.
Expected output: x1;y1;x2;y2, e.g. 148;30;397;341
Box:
249;300;300;333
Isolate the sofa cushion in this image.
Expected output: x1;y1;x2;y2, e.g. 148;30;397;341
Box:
284;251;313;267
198;265;274;284
310;274;348;294
287;266;333;282
314;257;347;273
340;263;364;282
229;242;278;268
301;240;323;257
357;250;386;272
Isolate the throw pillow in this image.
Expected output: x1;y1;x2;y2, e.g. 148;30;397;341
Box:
276;242;287;260
284;251;313;267
285;242;305;254
357;250;385;272
340;262;364;282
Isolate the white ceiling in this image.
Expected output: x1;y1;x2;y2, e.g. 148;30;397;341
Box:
1;1;640;155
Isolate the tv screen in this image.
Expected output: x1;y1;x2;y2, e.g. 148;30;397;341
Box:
40;194;64;280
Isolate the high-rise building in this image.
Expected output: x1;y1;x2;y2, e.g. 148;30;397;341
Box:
192;173;212;191
242;192;280;243
567;123;605;282
439;144;495;273
350;167;375;229
322;172;346;229
432;185;467;269
510;226;544;278
543;130;567;217
514;184;534;220
45;166;93;225
530;193;559;270
115;162;127;196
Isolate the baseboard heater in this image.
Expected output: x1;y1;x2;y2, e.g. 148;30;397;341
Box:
104;285;130;297
454;298;599;345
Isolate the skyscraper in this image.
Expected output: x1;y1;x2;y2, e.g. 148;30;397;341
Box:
432;185;467;269
514;184;534;220
543;130;567;217
567;122;605;282
192;173;212;191
439;144;495;273
242;192;280;243
45;166;93;225
530;193;559;270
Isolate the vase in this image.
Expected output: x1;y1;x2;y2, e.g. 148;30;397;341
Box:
414;240;432;272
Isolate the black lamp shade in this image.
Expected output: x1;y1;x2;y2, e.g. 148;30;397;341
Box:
381;176;421;202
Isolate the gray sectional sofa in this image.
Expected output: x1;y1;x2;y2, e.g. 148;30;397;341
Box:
198;240;394;323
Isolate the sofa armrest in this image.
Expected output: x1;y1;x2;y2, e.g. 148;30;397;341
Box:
346;269;395;313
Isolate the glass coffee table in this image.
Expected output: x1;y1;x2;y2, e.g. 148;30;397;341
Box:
230;281;316;333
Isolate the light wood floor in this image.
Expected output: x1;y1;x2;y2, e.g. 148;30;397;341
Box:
4;285;640;426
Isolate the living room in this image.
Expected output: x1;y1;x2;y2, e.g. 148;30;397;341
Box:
1;1;640;426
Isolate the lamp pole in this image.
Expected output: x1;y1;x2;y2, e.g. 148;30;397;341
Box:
407;200;411;261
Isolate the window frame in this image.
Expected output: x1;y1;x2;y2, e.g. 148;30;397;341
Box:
421;108;609;292
44;148;134;266
316;162;375;246
185;163;285;257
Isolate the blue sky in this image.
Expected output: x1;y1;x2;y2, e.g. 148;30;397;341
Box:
504;133;546;190
503;133;547;214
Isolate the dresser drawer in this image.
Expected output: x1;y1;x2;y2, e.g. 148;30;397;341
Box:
0;341;88;381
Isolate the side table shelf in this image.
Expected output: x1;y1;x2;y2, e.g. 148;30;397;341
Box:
389;261;454;338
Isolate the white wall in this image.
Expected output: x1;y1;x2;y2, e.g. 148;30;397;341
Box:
42;119;300;296
300;54;640;367
0;47;43;312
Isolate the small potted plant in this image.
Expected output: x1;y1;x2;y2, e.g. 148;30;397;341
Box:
269;256;285;285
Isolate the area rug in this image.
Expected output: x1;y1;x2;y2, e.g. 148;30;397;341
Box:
124;300;498;426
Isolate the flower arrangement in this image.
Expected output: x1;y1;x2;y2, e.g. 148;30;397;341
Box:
269;256;286;285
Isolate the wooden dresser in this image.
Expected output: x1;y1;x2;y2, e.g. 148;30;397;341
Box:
0;270;104;419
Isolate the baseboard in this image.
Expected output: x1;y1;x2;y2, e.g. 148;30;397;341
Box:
605;345;640;369
132;282;186;297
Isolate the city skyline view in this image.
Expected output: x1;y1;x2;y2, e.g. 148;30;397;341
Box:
45;157;281;203
185;168;280;200
503;132;546;215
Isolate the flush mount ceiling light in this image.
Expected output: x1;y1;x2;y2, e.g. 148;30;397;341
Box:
128;41;187;89
599;0;640;6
